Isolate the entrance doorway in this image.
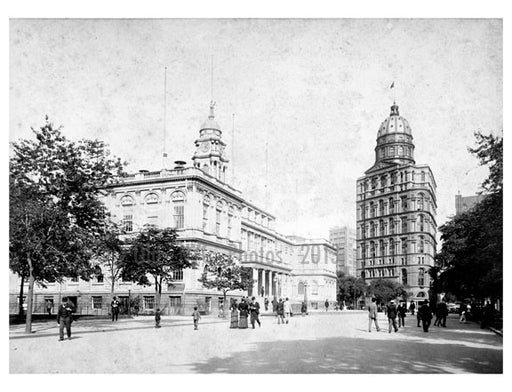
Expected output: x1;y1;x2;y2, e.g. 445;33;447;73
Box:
169;296;182;315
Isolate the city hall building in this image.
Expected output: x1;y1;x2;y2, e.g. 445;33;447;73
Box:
356;103;437;306
9;103;337;316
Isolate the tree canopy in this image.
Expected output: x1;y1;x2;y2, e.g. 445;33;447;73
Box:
367;278;408;304
336;271;366;306
9;117;125;331
434;131;502;303
120;226;198;307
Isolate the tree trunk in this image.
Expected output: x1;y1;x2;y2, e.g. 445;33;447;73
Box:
18;275;25;318
25;257;34;334
223;291;228;319
155;277;161;310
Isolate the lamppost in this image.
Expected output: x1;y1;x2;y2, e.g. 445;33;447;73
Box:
304;281;308;314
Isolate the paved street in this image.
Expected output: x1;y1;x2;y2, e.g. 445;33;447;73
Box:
9;311;502;373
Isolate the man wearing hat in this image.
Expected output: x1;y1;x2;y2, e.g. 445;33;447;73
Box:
387;300;399;333
419;299;433;332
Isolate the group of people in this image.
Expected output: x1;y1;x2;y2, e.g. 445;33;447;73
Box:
369;298;440;333
230;296;262;329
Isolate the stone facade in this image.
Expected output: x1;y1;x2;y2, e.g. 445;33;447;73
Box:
356;103;437;306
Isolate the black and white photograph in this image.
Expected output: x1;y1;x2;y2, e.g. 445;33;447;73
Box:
5;1;505;382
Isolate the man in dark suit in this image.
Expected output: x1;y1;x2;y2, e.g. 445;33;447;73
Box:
419;299;433;332
387;300;399;333
111;296;120;322
249;297;261;328
57;297;75;341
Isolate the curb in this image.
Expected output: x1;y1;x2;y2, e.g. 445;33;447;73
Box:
489;327;503;337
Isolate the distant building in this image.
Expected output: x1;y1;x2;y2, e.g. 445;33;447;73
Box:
455;192;486;215
356;102;437;306
329;226;357;276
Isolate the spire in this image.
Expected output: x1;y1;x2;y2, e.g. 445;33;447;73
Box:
209;100;216;119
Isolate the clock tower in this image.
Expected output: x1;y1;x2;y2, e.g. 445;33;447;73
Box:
192;101;229;182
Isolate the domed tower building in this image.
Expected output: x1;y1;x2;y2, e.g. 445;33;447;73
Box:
192;101;229;182
356;103;437;307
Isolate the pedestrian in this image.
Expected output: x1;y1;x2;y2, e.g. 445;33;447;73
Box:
272;296;278;315
46;300;53;316
155;308;161;328
249;297;261;328
368;297;380;332
459;303;467;323
419;300;433;332
264;297;269;312
434;300;448;327
325;299;329;312
283;297;292;324
397;302;407;327
57;297;75;341
387;300;398;333
111;296;120;322
301;301;307;316
192;306;201;330
277;298;285;324
230;299;239;329
238;298;249;329
481;302;494;329
409;302;416;315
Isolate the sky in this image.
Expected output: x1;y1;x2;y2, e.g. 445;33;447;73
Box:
9;19;502;239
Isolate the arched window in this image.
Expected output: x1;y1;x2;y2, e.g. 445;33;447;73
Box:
145;193;159;227
389;218;395;234
379;240;385;256
370;241;376;258
418;268;425;286
419;236;425;253
401;238;407;254
379;219;384;235
361;271;366;280
298;282;305;295
421;171;426;182
202;195;210;231
398;146;403;156
389;197;395;213
202;164;210;175
417;193;424;211
369;202;375;218
417;291;426;298
379;200;384;215
389;238;395;256
121;195;134;232
370;221;375;237
216;202;223;236
93;265;103;283
401;268;408;285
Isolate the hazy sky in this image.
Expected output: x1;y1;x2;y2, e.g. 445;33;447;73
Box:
10;19;502;239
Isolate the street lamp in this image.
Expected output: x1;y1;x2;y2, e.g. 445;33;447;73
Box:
304;281;308;314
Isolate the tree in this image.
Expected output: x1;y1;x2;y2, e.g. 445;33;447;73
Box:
120;226;198;309
9;117;124;332
434;131;502;305
336;271;367;308
367;278;408;304
198;251;254;316
93;220;125;294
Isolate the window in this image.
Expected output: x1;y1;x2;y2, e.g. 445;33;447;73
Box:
92;296;103;309
121;195;134;232
216;207;222;236
379;200;384;215
418;268;425;286
379;219;384;236
401;196;407;211
389;198;395;214
379;240;385;256
311;281;319;295
370;222;375;237
298;282;305;295
401;238;407;254
143;296;155;310
419;236;425;253
173;269;183;281
227;209;233;238
173;200;184;229
421;171;426;182
389;239;395;256
418;193;424;211
202;200;209;231
370;241;376;258
370;202;375;218
418;215;425;231
70;276;78;283
401;217;407;233
389;218;395;234
93;265;103;283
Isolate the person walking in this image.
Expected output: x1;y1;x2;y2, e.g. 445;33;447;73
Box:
459;303;468;323
387;300;399;333
111;296;120;322
57;297;75;341
397;302;407;328
230;299;239;329
368;297;380;332
301;301;307;316
419;299;433;332
325;299;329;312
155;308;162;328
409;302;416;315
249;297;261;328
277;298;285;324
192;306;201;330
238;298;249;329
283;297;292;324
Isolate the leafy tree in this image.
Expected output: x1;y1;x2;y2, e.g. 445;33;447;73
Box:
93;220;125;294
367;278;408;304
434;131;502;305
336;271;367;308
120;226;198;308
198;251;254;315
9;118;124;332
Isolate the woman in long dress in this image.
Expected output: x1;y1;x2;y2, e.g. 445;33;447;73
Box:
238;298;249;329
230;300;239;328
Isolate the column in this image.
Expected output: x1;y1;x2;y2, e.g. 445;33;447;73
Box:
251;268;258;298
258;269;263;297
264;270;269;298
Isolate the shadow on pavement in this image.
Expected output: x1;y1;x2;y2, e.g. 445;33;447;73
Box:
187;334;502;374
